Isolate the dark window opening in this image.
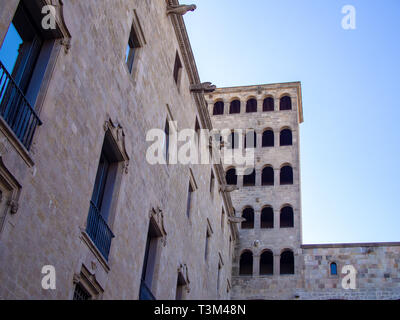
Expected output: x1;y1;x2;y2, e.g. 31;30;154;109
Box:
280;250;294;275
226;168;237;185
126;23;141;73
239;251;253;275
73;283;91;300
280;166;293;185
241;207;254;229
186;182;194;218
263;97;274;112
243;169;255;187
210;170;215;196
229;100;240;114
280;96;292;110
173;52;182;87
260;251;273;275
86;134;119;260
262;166;274;186
280;206;294;228
280;129;292;146
213;101;224;115
140;222;159;300
164;119;170;163
205;228;211;260
175;273;186;300
246;98;257;113
245;131;256;149
330;262;338;275
262;130;274;147
261;207;274;229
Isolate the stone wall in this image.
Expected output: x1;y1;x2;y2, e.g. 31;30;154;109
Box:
297;243;400;300
0;0;236;300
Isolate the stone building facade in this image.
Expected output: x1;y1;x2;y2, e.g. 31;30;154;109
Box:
0;0;399;300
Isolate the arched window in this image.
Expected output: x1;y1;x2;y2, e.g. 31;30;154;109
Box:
330;262;338;275
246;98;257;113
245;131;256;149
226;168;237;185
260;250;273;275
280;206;294;228
280;250;294;274
243;169;255;187
239;251;253;275
280;166;293;185
262;130;274;147
228;131;240;149
241;207;254;229
230;100;241;114
213;101;224;115
263;97;274;112
262;166;274;186
261;207;274;229
280;96;292;110
280;129;292;146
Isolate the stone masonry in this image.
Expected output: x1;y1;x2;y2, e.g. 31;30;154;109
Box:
0;0;399;300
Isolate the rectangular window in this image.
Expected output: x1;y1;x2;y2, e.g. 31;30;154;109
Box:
221;209;225;232
125;23;141;73
210;170;215;198
186;182;194;218
140;223;158;300
164;119;170;164
175;273;186;300
205;228;211;261
86;135;119;260
173;52;182;89
73;283;91;301
0;1;50;149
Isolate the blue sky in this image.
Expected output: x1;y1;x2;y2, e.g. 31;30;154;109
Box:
184;0;400;244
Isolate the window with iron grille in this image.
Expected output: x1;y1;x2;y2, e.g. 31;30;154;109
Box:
73;283;91;301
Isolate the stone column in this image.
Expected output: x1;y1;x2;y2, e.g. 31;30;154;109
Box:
274;168;280;187
257;99;263;113
254;210;261;229
275;129;280;147
274;254;280;276
253;254;260;276
255;168;262;187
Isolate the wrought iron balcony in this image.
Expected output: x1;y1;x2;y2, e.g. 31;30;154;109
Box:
0;61;42;150
86;201;115;261
139;280;156;300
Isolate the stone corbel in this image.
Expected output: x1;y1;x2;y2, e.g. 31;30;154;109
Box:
167;4;197;16
178;263;191;293
228;216;246;224
48;0;72;54
7;200;19;214
103;118;130;174
219;185;239;193
149;207;167;247
190;82;216;93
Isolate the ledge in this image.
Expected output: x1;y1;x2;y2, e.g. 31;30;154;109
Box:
302;242;400;249
0;116;35;167
80;229;111;273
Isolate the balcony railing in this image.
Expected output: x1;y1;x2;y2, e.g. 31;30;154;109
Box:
86;201;115;261
0;61;42;150
139;280;156;300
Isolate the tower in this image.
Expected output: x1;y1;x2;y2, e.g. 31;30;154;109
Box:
207;82;304;299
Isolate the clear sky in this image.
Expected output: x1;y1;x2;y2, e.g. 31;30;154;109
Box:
184;0;400;244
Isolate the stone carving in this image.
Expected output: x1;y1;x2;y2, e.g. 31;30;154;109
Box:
167;4;197;16
178;263;191;293
49;0;72;54
219;185;239;193
149;207;167;247
190;82;216;93
228;216;246;224
8;200;19;214
103;118;130;174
